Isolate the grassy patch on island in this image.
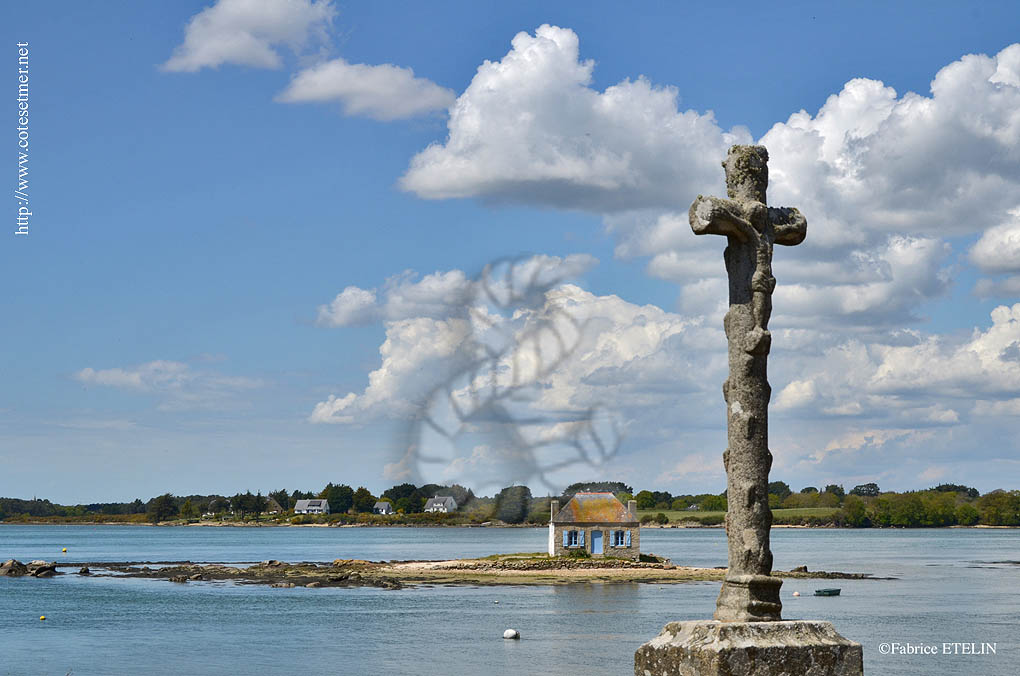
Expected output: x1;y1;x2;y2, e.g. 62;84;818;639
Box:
637;507;839;526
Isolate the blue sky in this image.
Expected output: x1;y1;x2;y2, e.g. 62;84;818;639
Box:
3;1;1020;502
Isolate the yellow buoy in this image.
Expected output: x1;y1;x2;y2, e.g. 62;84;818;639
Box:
40;615;46;621
62;548;67;553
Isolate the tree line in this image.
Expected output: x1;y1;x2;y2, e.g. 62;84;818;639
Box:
3;480;1017;528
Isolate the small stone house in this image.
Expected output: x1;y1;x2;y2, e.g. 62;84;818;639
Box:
374;501;393;515
293;499;330;515
423;496;457;513
265;498;283;515
548;492;640;560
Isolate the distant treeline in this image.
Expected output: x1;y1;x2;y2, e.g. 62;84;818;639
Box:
2;480;1017;528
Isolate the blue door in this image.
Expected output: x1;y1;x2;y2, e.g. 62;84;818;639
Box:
591;530;603;555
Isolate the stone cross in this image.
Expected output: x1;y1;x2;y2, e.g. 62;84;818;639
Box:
689;145;806;622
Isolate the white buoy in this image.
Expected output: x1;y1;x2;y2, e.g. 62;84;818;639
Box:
493;600;499;604
792;591;801;597
503;628;520;640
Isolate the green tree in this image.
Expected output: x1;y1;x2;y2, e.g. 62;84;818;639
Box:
321;483;354;513
767;481;792;501
955;503;980;526
231;492;253;520
562;481;633;498
933;483;979;499
382;483;419;503
823;484;845;500
180;498;199;519
269;489;290;511
977;490;1020;526
253;492;268;521
635;490;656;510
849;483;881;497
147;493;178;523
888;493;924;527
701;494;727;512
495;485;532;524
920;491;957;526
353;487;376;513
841;495;869;527
800;486;818;494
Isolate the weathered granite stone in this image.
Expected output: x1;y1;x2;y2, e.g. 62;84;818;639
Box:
689;145;807;622
27;560;58;577
635;621;862;676
635;147;861;676
1;559;29;576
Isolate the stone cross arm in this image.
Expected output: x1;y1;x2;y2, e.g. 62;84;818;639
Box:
768;206;807;246
689;196;807;246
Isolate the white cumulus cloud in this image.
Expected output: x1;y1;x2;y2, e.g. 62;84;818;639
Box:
277;58;455;120
162;0;335;72
400;24;749;211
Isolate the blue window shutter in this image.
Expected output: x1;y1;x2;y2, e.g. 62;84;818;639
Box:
579;530;585;547
625;530;631;547
563;530;569;547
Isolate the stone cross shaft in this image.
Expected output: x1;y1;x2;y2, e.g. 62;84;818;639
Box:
689;145;806;622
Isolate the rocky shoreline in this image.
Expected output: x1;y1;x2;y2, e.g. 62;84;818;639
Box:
2;555;889;588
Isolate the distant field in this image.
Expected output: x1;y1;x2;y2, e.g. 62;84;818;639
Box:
637;507;839;523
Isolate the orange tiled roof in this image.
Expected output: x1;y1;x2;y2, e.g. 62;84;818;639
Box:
553;492;636;524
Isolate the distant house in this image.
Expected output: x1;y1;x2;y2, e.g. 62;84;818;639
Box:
374;501;393;515
294;499;330;515
548;492;640;561
265;498;283;515
423;496;457;513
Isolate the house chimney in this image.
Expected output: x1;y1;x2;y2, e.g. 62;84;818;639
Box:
550;499;559;522
628;500;637;519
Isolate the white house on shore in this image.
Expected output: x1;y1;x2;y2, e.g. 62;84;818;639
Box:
374;501;393;515
423;496;457;513
294;499;330;515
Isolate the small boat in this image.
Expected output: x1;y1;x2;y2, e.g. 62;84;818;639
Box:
814;588;841;596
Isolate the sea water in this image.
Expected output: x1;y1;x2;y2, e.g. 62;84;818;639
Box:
1;525;1017;675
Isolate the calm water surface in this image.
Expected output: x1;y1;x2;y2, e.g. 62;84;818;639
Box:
1;525;1018;675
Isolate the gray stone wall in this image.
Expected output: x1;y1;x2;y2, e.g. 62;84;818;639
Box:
550;523;640;560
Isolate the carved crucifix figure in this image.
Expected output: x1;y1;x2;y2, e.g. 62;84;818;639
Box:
689;145;806;622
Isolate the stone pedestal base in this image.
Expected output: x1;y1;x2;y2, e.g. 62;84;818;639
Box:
634;620;863;676
714;574;783;621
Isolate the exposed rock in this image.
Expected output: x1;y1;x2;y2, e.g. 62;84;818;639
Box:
261;559;284;567
306;581;322;588
169;575;189;583
792;565;808;573
635;620;862;676
1;559;28;577
189;573;203;581
271;582;295;588
78;567;91;575
26;560;58;577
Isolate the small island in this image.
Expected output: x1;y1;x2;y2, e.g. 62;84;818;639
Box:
1;554;883;588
